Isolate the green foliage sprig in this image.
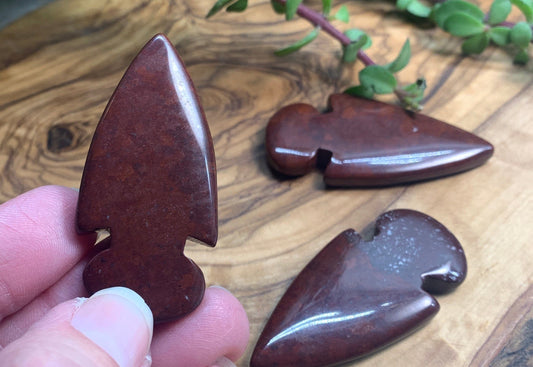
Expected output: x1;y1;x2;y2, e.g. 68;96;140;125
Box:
207;0;425;110
206;0;532;110
397;0;533;64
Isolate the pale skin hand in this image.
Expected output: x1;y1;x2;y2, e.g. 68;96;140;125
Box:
0;185;249;367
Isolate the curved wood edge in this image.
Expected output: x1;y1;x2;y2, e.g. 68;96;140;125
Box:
469;284;533;366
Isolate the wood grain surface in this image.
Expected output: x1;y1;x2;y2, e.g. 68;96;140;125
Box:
0;0;531;366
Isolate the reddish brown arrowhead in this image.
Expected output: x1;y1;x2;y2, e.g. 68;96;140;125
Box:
266;94;494;186
76;34;217;323
251;210;467;367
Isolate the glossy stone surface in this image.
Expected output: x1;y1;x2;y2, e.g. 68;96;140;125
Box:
76;34;217;323
266;94;493;186
251;210;467;367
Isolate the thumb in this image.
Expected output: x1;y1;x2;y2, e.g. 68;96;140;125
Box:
0;287;153;367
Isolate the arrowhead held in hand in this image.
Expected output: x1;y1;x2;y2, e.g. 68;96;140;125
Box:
77;34;217;323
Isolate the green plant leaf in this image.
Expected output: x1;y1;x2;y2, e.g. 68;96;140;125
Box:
397;0;431;17
444;13;485;37
400;78;426;110
286;0;303;20
322;0;332;15
396;0;413;11
510;22;533;47
227;0;247;12
407;1;432;17
274;27;320;56
359;65;397;94
342;34;369;62
344;85;375;99
510;0;533;23
489;26;511;45
433;0;485;28
489;0;512;25
332;5;350;23
514;48;530;63
402;78;426;99
342;29;372;63
386;39;411;73
206;0;236;18
271;0;285;14
462;32;490;54
344;29;372;49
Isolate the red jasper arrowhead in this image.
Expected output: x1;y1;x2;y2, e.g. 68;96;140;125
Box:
266;94;494;186
76;34;217;323
251;210;467;367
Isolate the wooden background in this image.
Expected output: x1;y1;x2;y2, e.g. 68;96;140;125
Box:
0;0;531;365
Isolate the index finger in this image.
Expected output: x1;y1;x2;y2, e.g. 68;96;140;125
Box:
0;185;94;321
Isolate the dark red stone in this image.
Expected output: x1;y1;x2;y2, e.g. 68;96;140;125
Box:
251;210;467;367
76;34;217;323
266;94;493;186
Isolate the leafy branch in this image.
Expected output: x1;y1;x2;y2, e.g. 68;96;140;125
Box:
206;0;533;110
207;0;425;110
397;0;533;63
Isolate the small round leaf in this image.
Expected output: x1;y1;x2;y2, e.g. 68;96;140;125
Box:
342;34;369;63
489;27;511;46
433;0;485;28
514;49;529;64
359;65;397;94
444;13;485;37
402;78;426;100
510;22;532;48
396;0;413;11
271;0;286;14
344;29;372;49
333;5;350;23
462;32;490;54
407;1;432;17
489;0;512;25
344;85;375;99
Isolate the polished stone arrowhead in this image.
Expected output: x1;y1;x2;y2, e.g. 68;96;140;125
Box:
76;34;217;323
251;210;467;367
266;94;493;186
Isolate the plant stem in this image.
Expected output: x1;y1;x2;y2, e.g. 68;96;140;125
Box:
273;0;420;107
273;0;375;66
498;20;533;36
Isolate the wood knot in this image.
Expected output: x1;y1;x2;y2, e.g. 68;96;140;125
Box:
47;125;74;153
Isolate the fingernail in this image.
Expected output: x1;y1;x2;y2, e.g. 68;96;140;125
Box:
71;287;153;367
209;285;230;292
210;356;236;367
141;353;152;367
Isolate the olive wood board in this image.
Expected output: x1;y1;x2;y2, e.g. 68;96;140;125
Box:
0;0;531;365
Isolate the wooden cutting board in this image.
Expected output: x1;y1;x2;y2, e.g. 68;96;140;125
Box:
0;0;531;365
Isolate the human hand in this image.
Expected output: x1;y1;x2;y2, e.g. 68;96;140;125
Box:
0;186;249;366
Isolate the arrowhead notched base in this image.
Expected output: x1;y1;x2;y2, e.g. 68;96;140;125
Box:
266;94;494;187
76;34;217;323
83;247;206;323
251;210;467;367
